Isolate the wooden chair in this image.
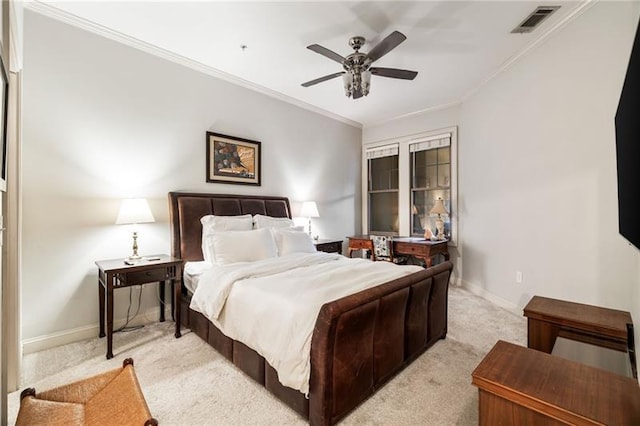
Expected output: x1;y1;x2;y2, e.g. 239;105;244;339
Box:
371;235;393;262
16;358;157;426
372;235;410;265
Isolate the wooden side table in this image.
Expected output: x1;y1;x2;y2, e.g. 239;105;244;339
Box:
392;237;449;267
523;295;637;378
96;255;182;359
314;239;343;254
346;235;375;259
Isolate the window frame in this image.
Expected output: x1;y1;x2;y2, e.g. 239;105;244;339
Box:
366;143;400;235
362;126;458;246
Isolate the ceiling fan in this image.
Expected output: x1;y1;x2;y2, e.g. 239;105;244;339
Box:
301;30;418;99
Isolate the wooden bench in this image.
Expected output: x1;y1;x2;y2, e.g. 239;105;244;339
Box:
523;295;637;378
472;340;640;425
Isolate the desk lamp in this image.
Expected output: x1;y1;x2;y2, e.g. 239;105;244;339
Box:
429;197;449;240
116;198;155;262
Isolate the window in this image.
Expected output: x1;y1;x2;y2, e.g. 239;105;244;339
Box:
363;127;457;245
367;144;399;234
410;136;451;239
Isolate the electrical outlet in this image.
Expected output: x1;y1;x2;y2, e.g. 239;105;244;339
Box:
516;271;523;283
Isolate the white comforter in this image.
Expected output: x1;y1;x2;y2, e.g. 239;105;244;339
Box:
189;252;423;395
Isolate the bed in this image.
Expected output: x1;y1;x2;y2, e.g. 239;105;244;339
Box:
169;191;453;425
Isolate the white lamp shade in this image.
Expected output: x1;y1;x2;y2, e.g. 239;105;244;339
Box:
429;198;449;216
300;201;320;218
116;198;155;225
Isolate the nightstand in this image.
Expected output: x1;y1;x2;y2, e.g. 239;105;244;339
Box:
95;255;182;359
314;239;343;254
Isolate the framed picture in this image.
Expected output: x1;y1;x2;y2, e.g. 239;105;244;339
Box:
0;54;8;192
206;132;261;186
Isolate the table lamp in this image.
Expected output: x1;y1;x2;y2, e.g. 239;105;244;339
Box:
116;198;155;262
429;197;449;240
300;201;320;238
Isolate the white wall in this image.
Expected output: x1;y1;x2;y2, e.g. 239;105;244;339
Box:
363;105;461;144
21;11;362;346
364;2;640;317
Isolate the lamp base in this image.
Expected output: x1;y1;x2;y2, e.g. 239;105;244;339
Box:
435;217;446;240
129;232;142;261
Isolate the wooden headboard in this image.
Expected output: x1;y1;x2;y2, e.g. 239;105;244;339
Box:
168;192;292;262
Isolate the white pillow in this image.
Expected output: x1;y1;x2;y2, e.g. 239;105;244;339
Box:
200;214;253;262
274;228;317;256
271;226;303;252
253;214;294;229
209;228;278;265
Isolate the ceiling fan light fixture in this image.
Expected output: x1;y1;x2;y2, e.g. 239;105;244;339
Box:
361;70;371;96
343;72;354;97
302;30;416;99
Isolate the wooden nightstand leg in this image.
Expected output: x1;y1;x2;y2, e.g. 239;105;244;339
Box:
106;279;114;359
159;280;165;322
98;280;105;338
171;281;175;321
174;279;181;338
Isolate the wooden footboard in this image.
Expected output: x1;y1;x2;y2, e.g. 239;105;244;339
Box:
309;261;453;425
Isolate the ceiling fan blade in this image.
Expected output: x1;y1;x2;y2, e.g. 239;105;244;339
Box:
307;44;346;65
370;67;418;80
366;31;407;63
301;71;345;87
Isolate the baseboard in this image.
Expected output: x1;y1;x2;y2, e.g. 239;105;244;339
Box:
22;305;173;355
460;280;521;316
450;272;463;287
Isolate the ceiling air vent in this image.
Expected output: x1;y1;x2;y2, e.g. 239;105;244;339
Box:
511;6;560;34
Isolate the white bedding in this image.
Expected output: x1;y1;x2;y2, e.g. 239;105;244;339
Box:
183;261;212;293
189;252;422;395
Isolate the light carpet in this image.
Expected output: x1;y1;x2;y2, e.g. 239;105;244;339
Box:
8;286;526;425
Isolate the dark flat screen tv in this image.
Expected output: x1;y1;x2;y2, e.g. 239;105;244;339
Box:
615;16;640;250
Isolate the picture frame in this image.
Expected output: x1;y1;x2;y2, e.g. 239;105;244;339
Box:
206;132;261;186
0;53;8;192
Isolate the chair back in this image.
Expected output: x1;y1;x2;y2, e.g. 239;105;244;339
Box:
372;235;393;262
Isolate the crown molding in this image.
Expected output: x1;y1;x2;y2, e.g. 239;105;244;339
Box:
366;0;596;129
365;99;463;128
25;1;362;129
461;0;596;103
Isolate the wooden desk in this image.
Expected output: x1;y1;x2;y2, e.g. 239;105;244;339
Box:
392;237;449;267
96;255;182;359
472;340;640;425
523;295;637;378
347;235;449;267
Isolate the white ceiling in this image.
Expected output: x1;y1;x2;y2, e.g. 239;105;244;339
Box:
30;0;590;127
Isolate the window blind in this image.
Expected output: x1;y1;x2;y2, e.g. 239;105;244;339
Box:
366;144;399;159
409;135;451;153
